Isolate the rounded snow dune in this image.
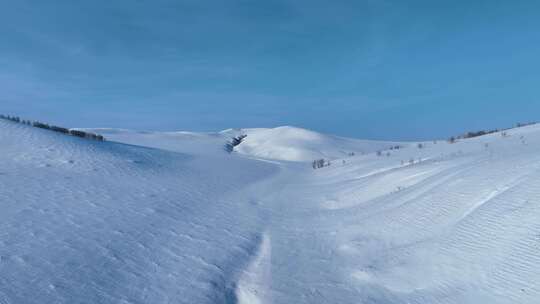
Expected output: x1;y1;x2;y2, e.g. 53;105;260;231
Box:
234;126;402;162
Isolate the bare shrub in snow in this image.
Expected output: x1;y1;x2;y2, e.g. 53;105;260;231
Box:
225;134;247;153
2;114;105;141
33;121;51;130
0;114;21;123
69;130;104;141
50;126;69;134
312;159;330;169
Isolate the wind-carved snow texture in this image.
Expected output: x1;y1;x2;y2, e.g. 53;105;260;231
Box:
3;120;540;303
0;120;278;304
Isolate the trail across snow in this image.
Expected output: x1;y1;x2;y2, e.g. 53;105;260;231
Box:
2;122;540;303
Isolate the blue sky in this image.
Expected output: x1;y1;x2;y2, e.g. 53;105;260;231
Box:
1;0;539;140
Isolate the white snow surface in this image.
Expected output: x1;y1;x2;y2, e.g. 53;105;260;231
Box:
85;126;401;162
2;120;540;303
234;126;402;162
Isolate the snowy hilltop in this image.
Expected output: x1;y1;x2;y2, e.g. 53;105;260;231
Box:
1;118;540;303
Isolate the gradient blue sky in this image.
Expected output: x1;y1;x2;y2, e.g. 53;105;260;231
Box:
1;0;539;140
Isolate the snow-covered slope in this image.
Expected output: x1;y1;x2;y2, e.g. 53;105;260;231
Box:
85;126;401;162
3;120;540;303
81;128;230;156
0;120;278;304
234;126;403;162
262;124;540;304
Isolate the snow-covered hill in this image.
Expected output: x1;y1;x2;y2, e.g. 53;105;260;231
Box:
2;119;540;303
0;120;278;304
234;126;401;162
85;126;401;162
80;128;230;156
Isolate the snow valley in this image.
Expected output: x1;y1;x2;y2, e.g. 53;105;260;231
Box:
1;119;540;304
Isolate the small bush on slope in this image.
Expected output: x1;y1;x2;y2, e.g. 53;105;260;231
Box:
312;158;330;169
225;134;247;153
